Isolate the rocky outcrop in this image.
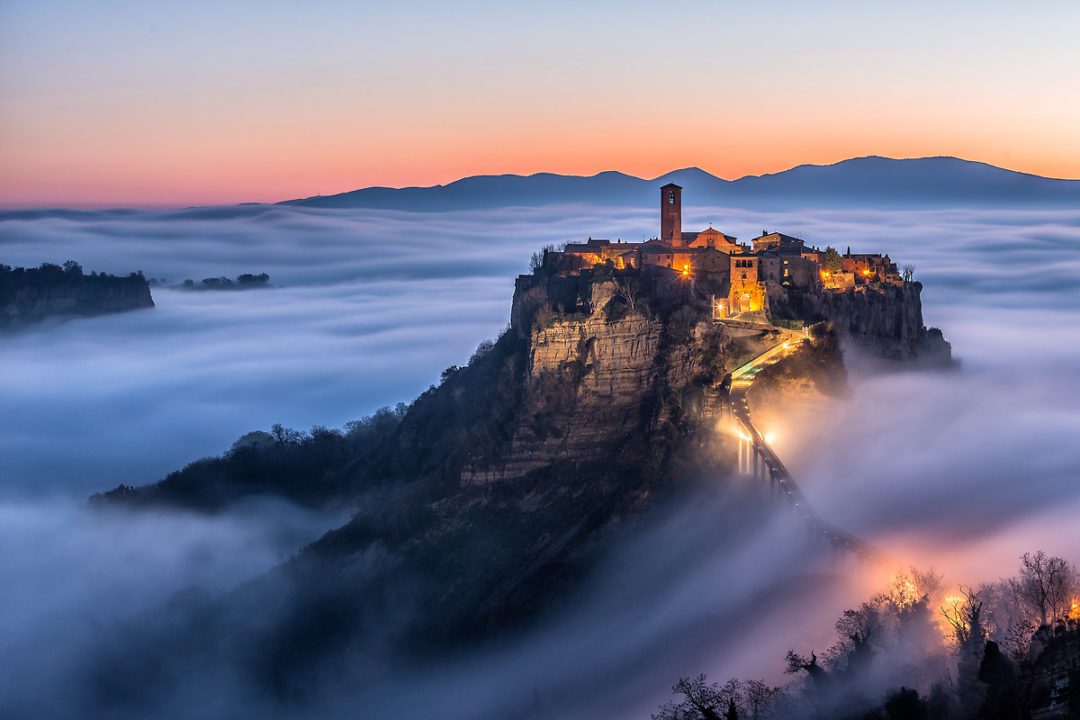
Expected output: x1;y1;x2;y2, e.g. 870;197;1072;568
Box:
819;282;925;359
773;279;951;362
81;263;952;698
460;274;779;484
1;263;154;328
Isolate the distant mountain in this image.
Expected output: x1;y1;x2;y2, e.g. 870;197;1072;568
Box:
281;156;1080;211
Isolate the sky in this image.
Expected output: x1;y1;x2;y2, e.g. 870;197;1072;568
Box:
2;0;1079;206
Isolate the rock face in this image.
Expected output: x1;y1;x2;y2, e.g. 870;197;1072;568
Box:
770;278;951;362
817;282;936;360
86;264;951;698
459;272;780;484
0;263;154;328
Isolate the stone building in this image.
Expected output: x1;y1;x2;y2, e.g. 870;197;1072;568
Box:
562;238;639;269
728;253;765;313
689;226;739;252
638;240;675;269
759;252;821;290
660;182;683;244
842;249;901;285
821;270;856;290
752;231;805;256
553;183;910;318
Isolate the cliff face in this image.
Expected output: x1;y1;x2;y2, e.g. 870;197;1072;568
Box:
88;265;950;695
218;273;799;671
1;265;154;328
459;273;780;485
771;279;951;362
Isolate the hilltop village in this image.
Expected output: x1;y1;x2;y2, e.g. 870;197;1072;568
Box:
543;183;906;320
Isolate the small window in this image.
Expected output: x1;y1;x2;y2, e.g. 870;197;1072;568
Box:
668;192;675;205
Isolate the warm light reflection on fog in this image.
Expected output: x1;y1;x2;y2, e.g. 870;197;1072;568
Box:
0;203;1078;718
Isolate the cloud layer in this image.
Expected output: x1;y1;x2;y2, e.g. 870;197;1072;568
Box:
1;202;1078;717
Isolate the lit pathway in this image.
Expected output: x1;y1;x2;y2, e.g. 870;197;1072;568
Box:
725;325;880;561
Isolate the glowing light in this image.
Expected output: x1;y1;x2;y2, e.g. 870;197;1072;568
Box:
681;262;690;278
764;431;777;444
1070;597;1080;620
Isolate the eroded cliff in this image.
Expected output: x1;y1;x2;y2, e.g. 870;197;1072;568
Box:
458;274;778;485
1;262;154;328
88;264;951;696
769;278;951;362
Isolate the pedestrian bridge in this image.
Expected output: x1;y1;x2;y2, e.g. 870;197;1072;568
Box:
724;325;880;563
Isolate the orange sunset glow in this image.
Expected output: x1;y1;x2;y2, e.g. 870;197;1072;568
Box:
2;1;1079;206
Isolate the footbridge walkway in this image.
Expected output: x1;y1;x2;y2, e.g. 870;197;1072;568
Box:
721;322;880;562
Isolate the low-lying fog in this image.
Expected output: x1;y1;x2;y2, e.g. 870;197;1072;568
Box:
1;202;1078;717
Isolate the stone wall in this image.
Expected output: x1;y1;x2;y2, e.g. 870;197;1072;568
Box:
1;273;154;328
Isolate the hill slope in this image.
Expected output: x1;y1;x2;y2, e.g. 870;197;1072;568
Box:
282;156;1080;211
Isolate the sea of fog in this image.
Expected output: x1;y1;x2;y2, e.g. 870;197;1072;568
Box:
1;202;1079;718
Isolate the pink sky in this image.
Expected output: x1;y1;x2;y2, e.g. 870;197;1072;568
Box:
2;1;1078;207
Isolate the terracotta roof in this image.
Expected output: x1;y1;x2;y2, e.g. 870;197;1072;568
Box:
640;240;673;254
753;232;805;244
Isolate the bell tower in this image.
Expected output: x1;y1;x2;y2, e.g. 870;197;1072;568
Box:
660;183;682;245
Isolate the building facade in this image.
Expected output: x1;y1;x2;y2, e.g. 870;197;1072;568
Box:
554;184;906;317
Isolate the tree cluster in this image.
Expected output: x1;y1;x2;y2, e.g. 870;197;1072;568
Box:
91;404;409;510
654;556;1080;720
0;261;145;292
652;675;784;720
179;272;270;290
820;247;843;273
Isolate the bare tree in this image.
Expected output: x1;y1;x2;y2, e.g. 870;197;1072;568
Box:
652;675;726;720
613;275;641;315
1018;551;1077;625
653;676;783;720
941;585;986;647
785;650;828;688
529;244;555;274
883;566;941;612
743;680;784;720
982;577;1037;660
902;264;916;282
832;602;882;674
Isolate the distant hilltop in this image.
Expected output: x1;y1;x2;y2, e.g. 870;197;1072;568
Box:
280;156;1080;211
0;261;154;328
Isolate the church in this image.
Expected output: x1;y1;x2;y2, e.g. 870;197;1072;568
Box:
551;183;903;317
